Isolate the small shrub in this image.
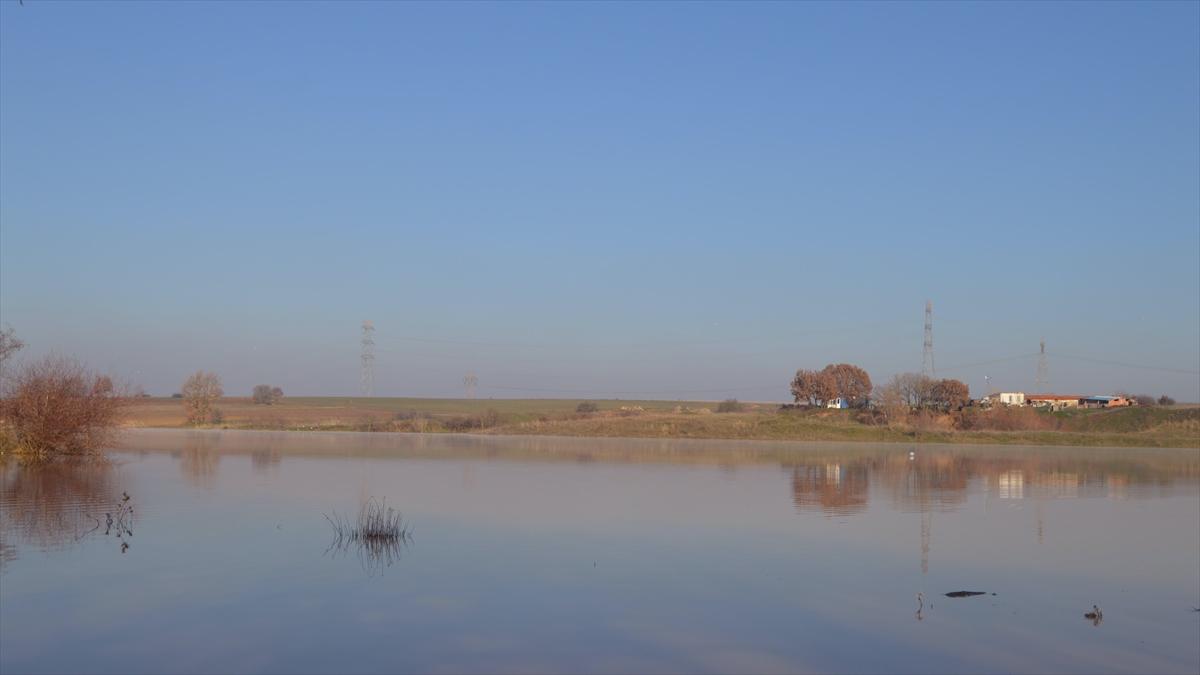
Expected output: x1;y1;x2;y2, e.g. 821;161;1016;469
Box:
442;416;477;432
252;384;283;405
208;408;225;425
576;401;599;414
171;393;183;399
854;408;887;426
953;406;1057;432
1133;394;1156;407
716;399;743;413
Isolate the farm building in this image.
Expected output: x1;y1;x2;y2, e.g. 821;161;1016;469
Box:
1080;395;1133;408
1027;394;1082;410
996;392;1025;406
826;397;849;409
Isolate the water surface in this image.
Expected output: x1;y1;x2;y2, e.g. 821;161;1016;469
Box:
2;429;1198;674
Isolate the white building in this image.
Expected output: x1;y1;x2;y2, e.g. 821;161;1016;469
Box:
995;392;1025;406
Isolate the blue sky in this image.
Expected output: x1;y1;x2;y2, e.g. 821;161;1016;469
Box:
1;1;1198;400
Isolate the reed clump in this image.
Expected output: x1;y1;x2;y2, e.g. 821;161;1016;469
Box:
325;497;411;543
324;497;411;575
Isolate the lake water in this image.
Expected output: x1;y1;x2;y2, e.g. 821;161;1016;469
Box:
2;429;1198;674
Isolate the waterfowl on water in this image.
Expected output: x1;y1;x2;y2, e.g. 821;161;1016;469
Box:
1084;605;1102;620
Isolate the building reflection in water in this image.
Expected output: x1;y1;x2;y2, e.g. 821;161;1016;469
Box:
782;446;1200;574
789;462;869;516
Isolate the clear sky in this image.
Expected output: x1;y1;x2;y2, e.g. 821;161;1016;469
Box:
1;1;1197;401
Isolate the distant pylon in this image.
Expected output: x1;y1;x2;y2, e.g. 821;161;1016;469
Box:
360;320;375;397
1036;338;1048;391
922;301;935;378
463;372;478;399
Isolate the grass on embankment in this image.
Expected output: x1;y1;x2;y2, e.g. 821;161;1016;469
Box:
122;397;1200;448
491;406;1200;448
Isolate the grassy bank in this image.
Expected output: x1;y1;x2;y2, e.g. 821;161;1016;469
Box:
121;397;1200;448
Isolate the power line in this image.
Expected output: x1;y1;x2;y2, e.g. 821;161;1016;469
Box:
378;318;912;352
484;384;785;397
937;353;1040;373
1045;352;1199;376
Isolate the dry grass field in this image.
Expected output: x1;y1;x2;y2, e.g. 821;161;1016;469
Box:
121;397;1200;448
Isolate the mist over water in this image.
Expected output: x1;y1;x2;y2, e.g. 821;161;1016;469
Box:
2;430;1197;674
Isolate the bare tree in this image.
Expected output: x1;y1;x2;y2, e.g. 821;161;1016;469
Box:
1158;395;1176;406
251;385;284;405
791;369;837;407
182;371;223;425
0;356;127;458
887;373;929;408
876;377;909;425
821;363;873;407
0;326;23;381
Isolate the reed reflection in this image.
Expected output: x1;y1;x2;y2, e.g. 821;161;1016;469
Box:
324;498;412;577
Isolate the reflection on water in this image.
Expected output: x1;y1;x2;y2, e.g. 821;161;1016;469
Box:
324;502;413;577
174;431;220;488
0;459;122;569
0;430;1197;675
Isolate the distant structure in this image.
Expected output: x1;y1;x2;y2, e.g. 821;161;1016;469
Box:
360;320;375;397
463;372;478;399
922;301;935;378
1036;338;1048;390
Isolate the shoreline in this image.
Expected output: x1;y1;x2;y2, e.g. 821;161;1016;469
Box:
119;419;1200;449
116;397;1200;449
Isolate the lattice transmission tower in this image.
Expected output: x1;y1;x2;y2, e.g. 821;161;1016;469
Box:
463;372;478;399
360;320;375;397
922;301;935;378
1035;338;1048;391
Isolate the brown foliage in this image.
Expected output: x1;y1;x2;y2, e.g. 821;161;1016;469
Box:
0;356;128;457
790;369;837;407
931;378;970;411
821;364;873;407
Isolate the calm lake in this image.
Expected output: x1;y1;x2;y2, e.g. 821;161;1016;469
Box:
2;429;1198;674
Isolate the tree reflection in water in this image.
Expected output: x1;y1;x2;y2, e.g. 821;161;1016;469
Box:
0;458;130;569
175;431;220;488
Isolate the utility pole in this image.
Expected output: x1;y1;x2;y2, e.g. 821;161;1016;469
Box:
1035;338;1048;392
922;301;935;378
360;320;375;397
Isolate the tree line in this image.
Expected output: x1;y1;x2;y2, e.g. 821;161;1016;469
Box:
790;363;970;412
